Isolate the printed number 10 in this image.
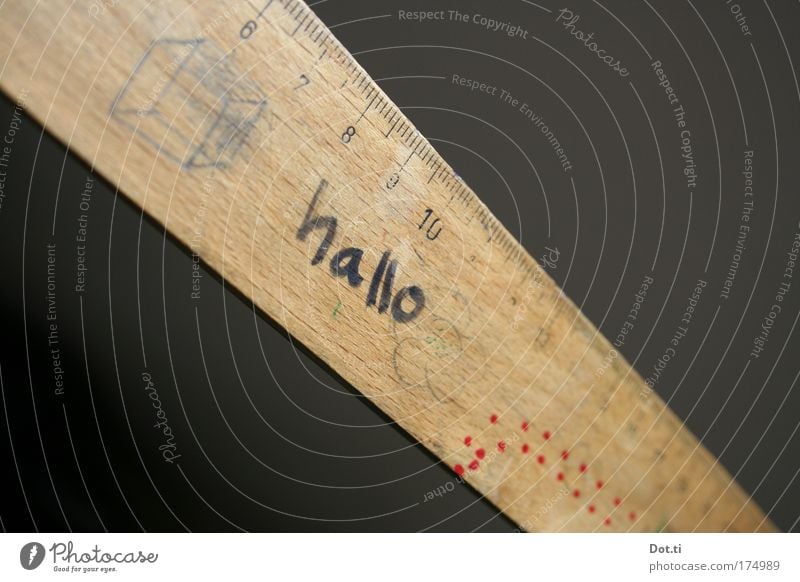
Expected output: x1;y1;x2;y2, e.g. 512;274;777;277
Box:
419;208;442;241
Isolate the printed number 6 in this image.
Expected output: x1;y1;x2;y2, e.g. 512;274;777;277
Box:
240;20;257;39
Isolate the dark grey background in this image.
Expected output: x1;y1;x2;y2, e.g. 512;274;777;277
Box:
1;0;798;532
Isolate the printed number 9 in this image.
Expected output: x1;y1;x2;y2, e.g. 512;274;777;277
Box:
341;126;356;144
240;20;257;39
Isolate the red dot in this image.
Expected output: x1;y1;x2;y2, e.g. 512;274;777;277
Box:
588;505;596;514
522;443;530;454
556;472;565;481
454;464;465;476
596;480;604;490
537;454;546;464
490;414;498;424
573;489;580;498
579;463;587;473
468;460;480;471
543;430;551;440
613;497;621;506
476;448;486;460
561;450;569;460
497;441;506;452
464;436;472;446
521;421;529;432
629;511;637;521
604;517;612;526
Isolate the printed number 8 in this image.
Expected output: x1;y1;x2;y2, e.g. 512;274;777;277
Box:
341;126;356;144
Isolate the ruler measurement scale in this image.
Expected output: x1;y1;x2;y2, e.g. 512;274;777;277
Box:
248;0;517;264
0;0;773;531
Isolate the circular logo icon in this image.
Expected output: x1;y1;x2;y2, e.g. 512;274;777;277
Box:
19;542;45;570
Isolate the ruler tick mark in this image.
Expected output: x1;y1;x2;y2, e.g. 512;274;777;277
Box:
291;13;308;36
385;118;400;138
356;93;378;123
257;0;275;19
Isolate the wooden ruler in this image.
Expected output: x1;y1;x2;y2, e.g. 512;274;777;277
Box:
0;0;775;531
